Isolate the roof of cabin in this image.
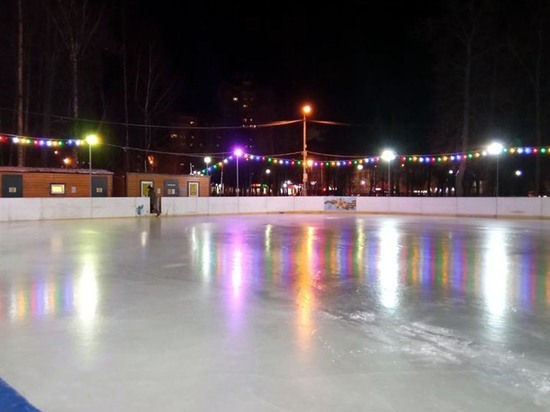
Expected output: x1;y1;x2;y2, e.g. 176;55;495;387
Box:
0;167;113;175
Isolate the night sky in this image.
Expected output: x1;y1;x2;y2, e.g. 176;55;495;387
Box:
1;0;547;188
133;1;438;136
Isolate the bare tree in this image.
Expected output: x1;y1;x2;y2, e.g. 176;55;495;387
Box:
509;0;549;196
49;0;103;119
424;0;497;196
122;8;130;174
16;0;24;166
133;38;178;172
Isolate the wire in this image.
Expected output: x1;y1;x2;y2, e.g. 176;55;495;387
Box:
0;106;301;130
308;150;371;159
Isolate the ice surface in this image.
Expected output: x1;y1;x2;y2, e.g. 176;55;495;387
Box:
0;214;549;411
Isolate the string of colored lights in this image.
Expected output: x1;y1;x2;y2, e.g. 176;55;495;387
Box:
1;132;549;174
0;134;84;147
200;146;550;174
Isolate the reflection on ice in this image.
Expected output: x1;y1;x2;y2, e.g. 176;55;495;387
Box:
2;216;550;326
484;228;509;321
1;215;550;410
76;263;99;322
377;220;400;309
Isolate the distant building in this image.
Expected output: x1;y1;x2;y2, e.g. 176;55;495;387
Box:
217;73;281;155
162;115;222;174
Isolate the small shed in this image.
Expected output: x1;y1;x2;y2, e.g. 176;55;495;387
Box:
117;172;211;198
0;167;113;198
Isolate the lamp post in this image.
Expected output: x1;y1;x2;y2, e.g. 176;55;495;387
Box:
204;156;211;176
265;168;271;195
381;149;396;196
302;105;311;196
487;142;503;197
357;164;364;195
85;134;99;197
234;148;243;197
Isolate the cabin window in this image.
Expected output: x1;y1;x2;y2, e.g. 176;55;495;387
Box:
50;183;66;195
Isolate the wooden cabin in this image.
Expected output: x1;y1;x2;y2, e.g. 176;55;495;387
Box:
0;167;113;198
0;168;210;198
114;172;211;198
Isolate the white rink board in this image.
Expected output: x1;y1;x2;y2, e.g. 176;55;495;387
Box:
1;196;550;222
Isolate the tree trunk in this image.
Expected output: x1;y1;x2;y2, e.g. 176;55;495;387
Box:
456;41;473;197
71;52;79;119
122;9;130;173
17;0;24;166
534;15;542;196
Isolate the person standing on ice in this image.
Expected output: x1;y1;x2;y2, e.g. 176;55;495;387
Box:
147;185;160;217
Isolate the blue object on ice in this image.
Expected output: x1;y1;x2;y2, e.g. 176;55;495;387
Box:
0;377;40;411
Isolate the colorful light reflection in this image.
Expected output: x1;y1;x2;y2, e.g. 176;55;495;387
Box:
184;219;550;327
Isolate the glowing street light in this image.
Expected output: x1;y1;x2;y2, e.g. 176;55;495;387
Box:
381;149;396;196
85;134;99;197
487;141;504;197
302;104;312;196
234;148;243;197
204;156;211;176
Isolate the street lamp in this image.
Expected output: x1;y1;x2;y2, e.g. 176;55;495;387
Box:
381;149;396;196
302;104;312;196
356;164;364;195
234;148;243;197
204;156;211;175
487;142;503;197
85;134;99;197
265;168;271;195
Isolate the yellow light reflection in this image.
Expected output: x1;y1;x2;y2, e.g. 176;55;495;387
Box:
411;237;419;284
378;221;399;309
77;263;99;322
264;224;272;250
484;228;508;317
296;226;315;352
201;230;212;281
355;220;366;280
46;282;57;315
441;236;450;291
15;290;28;320
73;258;100;362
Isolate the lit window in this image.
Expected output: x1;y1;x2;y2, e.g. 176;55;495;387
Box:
50;183;66;195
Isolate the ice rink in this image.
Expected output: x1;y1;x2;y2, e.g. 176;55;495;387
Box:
0;213;549;411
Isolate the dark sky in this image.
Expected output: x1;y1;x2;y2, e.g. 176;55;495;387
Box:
139;2;435;115
129;1;441;152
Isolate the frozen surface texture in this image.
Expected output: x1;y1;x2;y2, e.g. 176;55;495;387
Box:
0;214;549;411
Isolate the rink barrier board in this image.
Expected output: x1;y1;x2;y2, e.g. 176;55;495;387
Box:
0;196;548;222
